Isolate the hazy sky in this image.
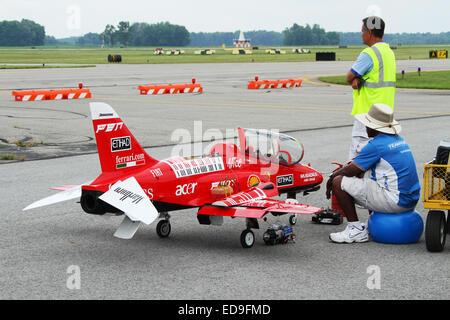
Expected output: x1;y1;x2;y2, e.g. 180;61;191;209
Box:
2;0;449;38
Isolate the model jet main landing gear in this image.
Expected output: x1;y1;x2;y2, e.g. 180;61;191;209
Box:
240;229;255;248
156;212;171;238
285;193;300;226
239;218;259;248
241;211;300;248
289;215;297;226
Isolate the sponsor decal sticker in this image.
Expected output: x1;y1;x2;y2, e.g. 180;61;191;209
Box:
277;174;294;187
113;187;144;204
143;188;154;200
111;136;131;152
175;183;198;196
115;153;146;169
96;122;124;133
247;175;261;187
163;157;224;178
149;168;163;178
211;179;236;190
300;172;319;182
227;157;242;169
99;113;114;118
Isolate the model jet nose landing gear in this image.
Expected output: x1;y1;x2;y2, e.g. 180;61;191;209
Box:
156;220;171;238
156;213;171;238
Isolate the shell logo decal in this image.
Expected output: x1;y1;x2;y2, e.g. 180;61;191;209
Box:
247;175;261;187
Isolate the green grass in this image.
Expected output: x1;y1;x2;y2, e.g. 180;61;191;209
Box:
1;153;25;161
0;44;449;64
319;70;450;90
0;65;95;69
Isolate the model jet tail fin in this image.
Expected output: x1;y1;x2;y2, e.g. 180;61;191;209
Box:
90;102;158;173
114;216;142;240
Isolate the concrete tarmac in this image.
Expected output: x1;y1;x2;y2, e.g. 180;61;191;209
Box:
0;60;449;300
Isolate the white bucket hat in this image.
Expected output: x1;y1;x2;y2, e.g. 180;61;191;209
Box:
355;103;402;134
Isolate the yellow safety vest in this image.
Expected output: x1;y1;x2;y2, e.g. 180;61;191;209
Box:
352;43;396;115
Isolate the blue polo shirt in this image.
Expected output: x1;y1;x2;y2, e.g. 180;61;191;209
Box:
351;52;373;78
353;133;420;208
350;42;387;78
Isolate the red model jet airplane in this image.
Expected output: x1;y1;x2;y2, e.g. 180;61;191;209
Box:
24;102;324;248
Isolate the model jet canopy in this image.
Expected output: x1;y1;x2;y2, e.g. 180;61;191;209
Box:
239;128;304;166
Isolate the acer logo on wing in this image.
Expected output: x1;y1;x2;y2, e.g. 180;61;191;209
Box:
175;183;198;196
96;122;124;133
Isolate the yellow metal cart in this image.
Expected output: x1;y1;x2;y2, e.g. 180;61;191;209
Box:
423;163;450;252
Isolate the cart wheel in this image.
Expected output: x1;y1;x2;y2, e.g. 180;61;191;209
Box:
425;210;446;252
447;211;450;234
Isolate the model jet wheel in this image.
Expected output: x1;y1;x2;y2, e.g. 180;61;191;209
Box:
240;229;255;248
156;220;171;238
289;215;297;226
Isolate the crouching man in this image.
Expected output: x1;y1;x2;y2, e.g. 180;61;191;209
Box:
326;103;421;243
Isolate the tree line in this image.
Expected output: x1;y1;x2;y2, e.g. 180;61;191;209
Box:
0;19;45;46
1;19;449;47
340;32;450;45
283;24;340;45
99;21;190;47
83;22;338;47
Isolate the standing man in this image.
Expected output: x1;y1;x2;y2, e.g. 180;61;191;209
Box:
346;16;397;159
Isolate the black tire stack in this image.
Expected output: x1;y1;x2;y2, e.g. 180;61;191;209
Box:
108;54;122;63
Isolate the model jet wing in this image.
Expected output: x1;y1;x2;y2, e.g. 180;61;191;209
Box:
99;177;159;239
200;192;322;219
243;199;322;215
50;185;80;191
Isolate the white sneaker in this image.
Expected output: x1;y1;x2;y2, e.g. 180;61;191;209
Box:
329;224;369;243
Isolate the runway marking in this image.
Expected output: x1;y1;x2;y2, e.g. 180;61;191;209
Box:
97;96;450;117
